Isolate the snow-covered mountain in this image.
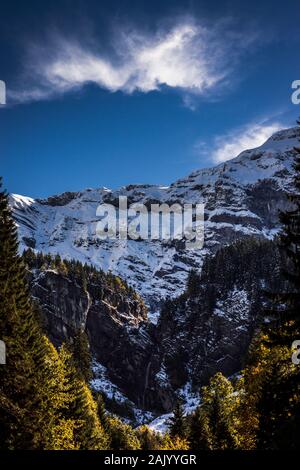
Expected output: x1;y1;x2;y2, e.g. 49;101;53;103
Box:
8;125;300;419
10;126;300;311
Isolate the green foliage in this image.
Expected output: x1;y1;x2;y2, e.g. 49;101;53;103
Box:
233;374;258;450
189;405;206;449
32;336;79;450
67;330;92;382
3;140;300;452
0;180;55;449
59;344;109;450
263;148;300;344
96;393;110;432
106;415;141;450
185;138;300;451
0;178;110;450
161;433;189;450
136;425;162;450
252;143;300;449
196;372;239;450
241;334;300;449
168;400;187;439
22;248;146;311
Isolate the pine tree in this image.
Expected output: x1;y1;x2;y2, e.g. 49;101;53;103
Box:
168;400;186;439
68;329;92;382
0;179;46;448
233;374;258;450
241;333;296;449
195;372;239;450
189;405;208;449
106;415;141;450
186;269;200;297
265;143;300;344
252;139;300;448
59;344;109;450
136;425;162;450
161;434;189;450
32;336;78;450
97;393;109;432
0;179;79;449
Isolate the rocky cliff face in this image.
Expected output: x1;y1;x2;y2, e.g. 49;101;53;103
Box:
25;237;285;418
25;254;154;419
11;125;300;420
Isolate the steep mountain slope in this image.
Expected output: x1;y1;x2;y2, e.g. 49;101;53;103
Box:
23;251;154;422
10;126;300;312
22;237;286;418
9;125;299;420
148;238;285;408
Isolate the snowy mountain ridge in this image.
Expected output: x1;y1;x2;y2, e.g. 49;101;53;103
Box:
10;126;300;310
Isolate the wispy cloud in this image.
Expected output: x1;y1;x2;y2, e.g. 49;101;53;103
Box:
9;18;258;105
211;122;283;163
194;121;283;164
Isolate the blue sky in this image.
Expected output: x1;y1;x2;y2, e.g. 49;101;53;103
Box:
0;0;300;198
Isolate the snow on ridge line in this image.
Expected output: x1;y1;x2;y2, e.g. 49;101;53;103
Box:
10;193;36;207
179;126;299;187
8;125;300;308
9;125;300;208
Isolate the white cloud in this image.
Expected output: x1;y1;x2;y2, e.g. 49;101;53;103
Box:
211;122;283;163
9;18;258;104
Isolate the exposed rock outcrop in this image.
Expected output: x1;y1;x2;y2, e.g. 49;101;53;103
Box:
25;237;285;416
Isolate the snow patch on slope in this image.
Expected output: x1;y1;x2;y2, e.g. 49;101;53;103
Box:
91;361;154;425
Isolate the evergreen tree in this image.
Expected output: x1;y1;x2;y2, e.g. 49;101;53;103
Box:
161;433;189;450
33;336;78;450
168;400;186;439
265;143;300;344
60;344;109;450
0;179;77;449
252;140;300;448
196;372;239;450
97;393;109;432
233;374;258;450
0;179;110;450
0;179;47;448
68;329;92;382
186;269;200;297
136;425;162;450
189;405;208;449
106;415;141;450
242;332;299;449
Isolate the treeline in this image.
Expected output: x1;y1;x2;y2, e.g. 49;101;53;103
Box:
22;247;140;300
